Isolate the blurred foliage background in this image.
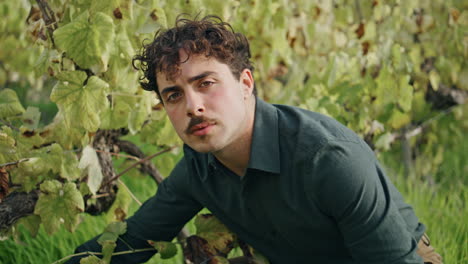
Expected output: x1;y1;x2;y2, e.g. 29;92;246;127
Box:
0;0;466;263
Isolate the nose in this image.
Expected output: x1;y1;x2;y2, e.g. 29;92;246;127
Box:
185;91;205;117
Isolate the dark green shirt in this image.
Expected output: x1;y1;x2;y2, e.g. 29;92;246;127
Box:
70;98;425;264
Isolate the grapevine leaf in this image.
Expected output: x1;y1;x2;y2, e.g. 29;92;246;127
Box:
106;181;131;222
100;96;133;129
128;91;156;134
15;214;41;238
34;180;84;234
0;130;18;164
53;11;115;73
21;106;41;130
101;241;116;264
388;110;411;130
429;70;440;91
11;157;49;191
398;75;413;112
51;71;109;132
78;145;103;195
151;241;178;259
195;214;236;255
40;112;87;150
375;132;394;151
0;88;25;119
79;255;105;264
61;149;81;181
97;221;127;243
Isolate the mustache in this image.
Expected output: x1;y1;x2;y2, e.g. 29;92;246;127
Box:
185;117;207;134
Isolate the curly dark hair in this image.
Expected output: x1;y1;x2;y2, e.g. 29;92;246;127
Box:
132;15;255;101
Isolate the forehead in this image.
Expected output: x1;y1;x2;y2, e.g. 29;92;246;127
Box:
156;52;228;87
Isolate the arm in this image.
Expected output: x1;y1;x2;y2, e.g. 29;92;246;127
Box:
66;160;203;264
308;140;424;264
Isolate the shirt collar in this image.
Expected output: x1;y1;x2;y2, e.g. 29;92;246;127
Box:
246;97;281;174
187;97;281;175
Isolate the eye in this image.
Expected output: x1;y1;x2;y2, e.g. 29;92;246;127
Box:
200;81;214;88
166;92;182;102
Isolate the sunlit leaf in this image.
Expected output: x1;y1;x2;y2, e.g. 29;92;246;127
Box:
97;221;127;243
78;145;103;195
151;241;177;259
79;255;105;264
54;11;115;73
0;89;25;119
34;180;84;234
50;71;109;132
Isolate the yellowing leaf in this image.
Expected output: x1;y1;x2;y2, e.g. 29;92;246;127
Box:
51;71;109;132
101;241;117;264
79;255;105;264
0;130;18;164
53;12;115;73
98;221;127;244
15;214;41;238
195;214;236;255
61;150;81;181
34;180;84;234
398;75;413;112
389;110;411;130
151;241;177;259
100;96;133;129
78;145;103;195
0;89;25;119
21;106;41;130
429;70;440;91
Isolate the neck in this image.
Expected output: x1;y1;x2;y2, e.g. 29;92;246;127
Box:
214;96;256;176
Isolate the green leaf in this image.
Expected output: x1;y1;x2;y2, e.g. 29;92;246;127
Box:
388;110;411;130
429;70;440;91
106;181;132;222
151;241;178;259
97;221;127;244
78;145;103;195
0;88;25;119
195;214;236;255
15;214;41;238
375;132;394;151
34;180;84;234
54;11;115;73
0;129;18;164
195;214;232;234
79;255;105;264
128;91;156;134
101;241;117;264
398;75;413;112
50;71;109;132
100;96;133;129
21;106;41;130
40;112;87;150
61;149;81;181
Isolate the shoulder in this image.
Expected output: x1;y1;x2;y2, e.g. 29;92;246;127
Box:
273;103;363;156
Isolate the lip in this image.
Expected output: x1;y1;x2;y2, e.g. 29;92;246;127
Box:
189;122;215;136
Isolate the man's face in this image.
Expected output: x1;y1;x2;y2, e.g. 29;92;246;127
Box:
156;50;255;154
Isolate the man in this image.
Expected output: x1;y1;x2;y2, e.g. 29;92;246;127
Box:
68;15;441;264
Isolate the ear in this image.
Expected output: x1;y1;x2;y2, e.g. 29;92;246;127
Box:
239;69;254;99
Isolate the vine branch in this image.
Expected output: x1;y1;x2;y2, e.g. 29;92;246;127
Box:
104;145;176;186
52;248;157;264
35;0;58;46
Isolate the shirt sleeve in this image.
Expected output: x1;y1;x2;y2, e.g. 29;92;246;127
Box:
307;140;424;264
66;159;203;264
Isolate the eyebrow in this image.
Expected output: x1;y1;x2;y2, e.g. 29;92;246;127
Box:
160;71;216;97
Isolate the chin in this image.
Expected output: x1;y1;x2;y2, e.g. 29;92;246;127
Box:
187;142;218;153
